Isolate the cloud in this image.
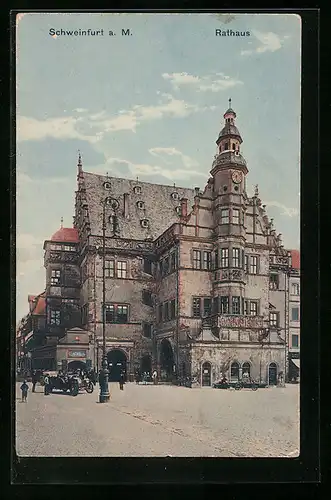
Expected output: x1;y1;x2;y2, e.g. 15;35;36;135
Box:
265;201;299;217
241;30;287;56
92;157;206;182
74;108;88;113
162;72;243;93
148;147;199;168
17;93;207;144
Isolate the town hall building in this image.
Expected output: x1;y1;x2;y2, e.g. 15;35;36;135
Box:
18;103;300;385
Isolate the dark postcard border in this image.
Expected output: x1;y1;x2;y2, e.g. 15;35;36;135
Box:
8;8;319;486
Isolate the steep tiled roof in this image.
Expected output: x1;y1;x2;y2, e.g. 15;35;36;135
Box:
290;249;300;270
83;172;196;240
31;292;46;316
51;227;79;243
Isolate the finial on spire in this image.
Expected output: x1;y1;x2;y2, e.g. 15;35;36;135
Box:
254;184;259;197
136;176;139;182
60;217;63;228
229;97;232;108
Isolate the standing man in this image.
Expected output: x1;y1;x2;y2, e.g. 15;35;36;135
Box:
152;369;158;385
20;380;29;402
44;373;50;395
119;370;125;391
31;370;38;392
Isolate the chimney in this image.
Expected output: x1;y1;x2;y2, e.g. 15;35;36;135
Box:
180;198;188;217
123;193;129;218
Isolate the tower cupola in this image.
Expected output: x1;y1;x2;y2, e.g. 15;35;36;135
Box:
216;98;243;154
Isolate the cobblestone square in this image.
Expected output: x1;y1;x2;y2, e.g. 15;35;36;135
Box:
16;382;299;458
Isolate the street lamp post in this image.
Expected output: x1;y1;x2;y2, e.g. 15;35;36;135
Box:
99;202;110;403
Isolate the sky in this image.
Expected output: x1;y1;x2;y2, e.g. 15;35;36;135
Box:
16;12;301;321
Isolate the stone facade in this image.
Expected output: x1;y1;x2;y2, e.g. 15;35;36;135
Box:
27;104;299;384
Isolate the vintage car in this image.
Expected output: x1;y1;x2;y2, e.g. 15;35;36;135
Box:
213;379;267;390
48;373;80;396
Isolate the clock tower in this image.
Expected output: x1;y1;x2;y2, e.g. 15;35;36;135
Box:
211;100;248;319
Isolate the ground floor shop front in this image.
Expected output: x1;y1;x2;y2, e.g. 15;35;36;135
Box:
27;334;285;387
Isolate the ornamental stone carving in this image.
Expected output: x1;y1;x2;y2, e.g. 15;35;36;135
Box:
218;315;263;329
219;269;245;281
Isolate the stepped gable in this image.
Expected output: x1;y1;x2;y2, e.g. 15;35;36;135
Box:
83;171;196;240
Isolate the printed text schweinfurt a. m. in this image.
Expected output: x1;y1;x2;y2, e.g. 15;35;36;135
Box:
49;28;132;37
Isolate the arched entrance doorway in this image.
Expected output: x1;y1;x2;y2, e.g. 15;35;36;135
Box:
242;362;251;378
141;354;152;374
67;360;86;372
201;362;212;386
268;362;278;385
160;339;174;381
230;362;240;382
107;349;127;382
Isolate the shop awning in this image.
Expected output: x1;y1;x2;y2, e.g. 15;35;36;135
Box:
291;359;300;369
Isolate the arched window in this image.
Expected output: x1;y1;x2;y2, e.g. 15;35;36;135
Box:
230;362;240;382
136;201;145;209
133;186;141;194
242;362;251;378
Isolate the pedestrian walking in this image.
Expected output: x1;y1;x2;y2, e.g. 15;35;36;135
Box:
152;370;158;385
119;371;125;391
31;370;38;392
44;373;50;395
20;380;29;402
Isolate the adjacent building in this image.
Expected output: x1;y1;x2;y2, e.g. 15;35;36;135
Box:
18;103;300;385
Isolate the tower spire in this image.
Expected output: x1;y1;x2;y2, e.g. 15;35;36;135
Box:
77;150;82;175
60;217;63;228
228;97;232;108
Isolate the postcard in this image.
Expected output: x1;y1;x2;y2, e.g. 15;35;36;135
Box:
15;12;301;459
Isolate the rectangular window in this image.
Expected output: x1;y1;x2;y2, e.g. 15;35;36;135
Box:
232;296;241;315
270;312;279;327
250;256;258;274
245;255;249;273
220;248;229;268
232;248;240;268
164;302;169;322
170;299;176;319
50;309;61;325
81;304;88;325
244;300;249;316
232;209;240;224
193;250;201;269
203;251;212;270
143;322;152;338
203;298;212;317
192;297;201;317
105;304;128;323
105;304;115;323
105;260;115;278
170;252;176;273
220;296;229;314
291;307;299;321
214;249;219;270
117;305;128;323
142;290;153;306
212;296;219;314
291;283;300;295
270;273;279;290
250;301;258;316
221;208;229;224
292;334;299;348
143;258;152;275
50;269;61;285
164;256;169;275
158;304;163;323
117;261;127;279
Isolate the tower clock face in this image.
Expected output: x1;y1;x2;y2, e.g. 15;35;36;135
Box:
231;171;243;184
